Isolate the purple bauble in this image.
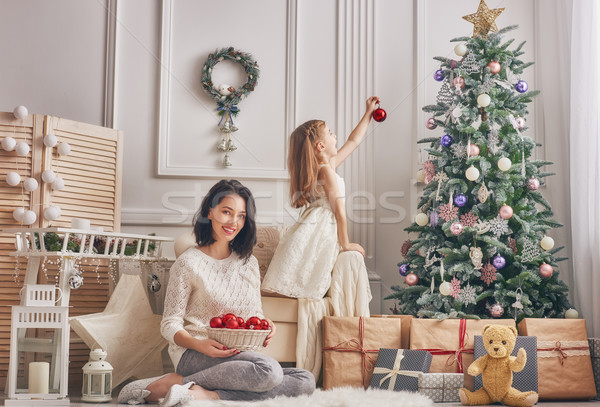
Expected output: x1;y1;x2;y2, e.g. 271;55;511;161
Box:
433;69;444;81
429;210;439;227
515;80;528;93
492;254;506;269
454;194;467;207
426;117;437;130
440;134;454;147
398;263;410;276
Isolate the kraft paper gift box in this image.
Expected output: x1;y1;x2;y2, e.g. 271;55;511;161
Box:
370;315;413;349
518;318;596;400
418;372;464;402
590;338;600;400
369;348;432;391
410;318;515;390
473;335;538;392
322;316;402;389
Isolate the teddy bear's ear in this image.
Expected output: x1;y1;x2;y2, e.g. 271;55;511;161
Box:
482;324;493;333
509;326;518;337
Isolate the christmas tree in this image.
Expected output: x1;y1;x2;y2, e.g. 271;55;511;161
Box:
387;5;570;321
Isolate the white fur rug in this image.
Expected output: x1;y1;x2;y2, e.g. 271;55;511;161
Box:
183;387;433;407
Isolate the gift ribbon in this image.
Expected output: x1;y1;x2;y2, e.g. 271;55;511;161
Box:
322;317;379;387
416;319;474;373
217;104;239;126
372;350;423;390
537;340;590;365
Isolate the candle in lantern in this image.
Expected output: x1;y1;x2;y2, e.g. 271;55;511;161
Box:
71;218;91;230
28;361;49;394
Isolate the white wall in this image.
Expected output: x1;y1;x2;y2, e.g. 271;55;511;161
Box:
0;0;574;311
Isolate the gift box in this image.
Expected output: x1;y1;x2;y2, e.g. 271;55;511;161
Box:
369;348;432;391
410;318;515;390
370;314;412;349
518;318;596;400
473;335;537;392
589;338;600;400
418;372;464;402
322;316;402;389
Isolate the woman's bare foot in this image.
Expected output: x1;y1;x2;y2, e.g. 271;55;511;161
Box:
145;372;183;402
190;384;220;400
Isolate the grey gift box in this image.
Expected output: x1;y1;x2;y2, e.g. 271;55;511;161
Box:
590;338;600;400
418;372;464;402
473;335;537;392
369;348;432;391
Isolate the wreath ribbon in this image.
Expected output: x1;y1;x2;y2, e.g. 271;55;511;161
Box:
217;105;239;126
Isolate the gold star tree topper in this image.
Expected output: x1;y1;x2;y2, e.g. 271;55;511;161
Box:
463;0;505;38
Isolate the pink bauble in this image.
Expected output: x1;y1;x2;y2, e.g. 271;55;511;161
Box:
467;144;480;156
424;174;433;185
453;76;465;89
405;273;419;286
488;61;501;74
426;117;437;130
516;117;526;129
450;222;464;236
499;204;513;219
490;303;504;318
526;177;540;190
539;263;553;278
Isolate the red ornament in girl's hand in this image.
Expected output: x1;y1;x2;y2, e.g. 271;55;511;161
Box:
246;316;262;330
224;318;239;329
210;317;223;328
372;106;387;122
260;319;270;330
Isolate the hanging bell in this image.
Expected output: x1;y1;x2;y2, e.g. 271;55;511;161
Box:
149;274;161;293
68;272;84;290
231;125;239;132
227;140;237;152
222;154;232;167
217;138;228;151
221;121;231;133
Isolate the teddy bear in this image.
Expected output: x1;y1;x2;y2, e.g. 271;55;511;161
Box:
458;324;538;407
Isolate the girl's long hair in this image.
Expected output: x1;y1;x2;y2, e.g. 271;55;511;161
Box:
192;179;257;261
288;120;325;208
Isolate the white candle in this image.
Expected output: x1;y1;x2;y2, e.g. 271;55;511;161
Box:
29;361;49;394
71;218;91;230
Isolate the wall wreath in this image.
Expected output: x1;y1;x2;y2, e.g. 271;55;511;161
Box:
201;47;260;166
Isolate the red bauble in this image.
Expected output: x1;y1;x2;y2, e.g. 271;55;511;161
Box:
210;317;223;328
224;318;239;329
260;319;270;330
539;263;553;278
372;107;387;122
488;61;501;74
222;313;237;323
237;316;245;326
499;204;513;219
405;273;419;286
246;316;262;330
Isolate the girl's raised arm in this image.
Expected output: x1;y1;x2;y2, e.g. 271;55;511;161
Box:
333;96;379;168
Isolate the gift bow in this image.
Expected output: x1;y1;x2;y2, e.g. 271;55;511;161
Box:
537;340;590;365
373;350;422;389
417;319;474;373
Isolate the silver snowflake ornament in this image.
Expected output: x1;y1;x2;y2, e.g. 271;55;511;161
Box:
487;129;500;154
451;142;467;159
488;215;510;237
459;283;477;305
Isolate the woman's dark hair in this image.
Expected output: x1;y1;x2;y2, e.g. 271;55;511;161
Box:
192;179;257;261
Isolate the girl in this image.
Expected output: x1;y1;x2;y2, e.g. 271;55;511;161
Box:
118;180;315;405
261;96;379;300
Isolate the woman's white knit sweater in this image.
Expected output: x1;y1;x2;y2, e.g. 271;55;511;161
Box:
160;247;264;368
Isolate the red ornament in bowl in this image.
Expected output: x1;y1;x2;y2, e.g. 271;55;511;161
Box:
224;318;239;329
260;319;270;330
246;316;262;330
372;105;387;122
210;316;223;328
222;313;237;323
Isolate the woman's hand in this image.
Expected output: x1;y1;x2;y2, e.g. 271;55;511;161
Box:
195;338;239;358
264;319;276;347
342;242;366;257
365;96;380;116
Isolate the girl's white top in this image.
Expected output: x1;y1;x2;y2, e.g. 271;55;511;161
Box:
161;247;264;368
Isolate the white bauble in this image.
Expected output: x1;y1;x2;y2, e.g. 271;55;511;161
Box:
2;136;17;151
477;94;491;107
42;169;56;183
416;169;425;183
498;157;512;171
565;308;579;319
15;142;30;156
439;281;451;296
6;172;21;186
23;178;39;191
13;207;25;222
22;210;37;225
13;105;28;119
540;236;555;251
415;213;429;226
465;166;480;181
454;43;468;56
43;205;61;221
52;177;65;191
43;133;58;148
57;142;71;156
217;84;232;96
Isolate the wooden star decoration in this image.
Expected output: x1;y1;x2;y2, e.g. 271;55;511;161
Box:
462;0;504;38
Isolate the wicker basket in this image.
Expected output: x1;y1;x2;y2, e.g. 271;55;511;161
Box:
206;327;270;351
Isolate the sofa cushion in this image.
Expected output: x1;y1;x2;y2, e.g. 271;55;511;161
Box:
254;227;280;281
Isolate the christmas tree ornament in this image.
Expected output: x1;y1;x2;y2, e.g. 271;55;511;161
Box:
512;288;524;316
489;216;510;237
415;213;429;226
57;142;71;156
23;177;38;192
42;169;56;183
401;240;412;258
459;283;477;305
526;177;540;190
564;308;579;319
405;273;419;286
454;43;468;57
492;254;506;269
521;237;541;263
508;237;518;254
433;69;444;81
43;133;58;148
1;136;16;151
52;176;65;191
466;165;480;181
539;263;553;278
453;76;466;89
15;142;30;156
487;128;500;154
22;210;37;225
497;156;512;171
416;169;425;183
470;246;483;269
426;117;438;130
460;53;480;74
488;61;501;74
436;80;456;104
467;144;480;156
439;202;459;222
490;303;504;318
515;116;525;129
6;172;21;186
477;93;491;107
440;134;454;147
68;271;84;289
43;205;62;221
540;235;555;251
452;105;463;119
13;105;28;119
478;183;489;203
481;262;497;286
429;210;439;227
433;172;449;202
439;281;451;296
398;263;410;276
515;80;528;93
449;277;462;299
451;142;467;159
454;194;467;207
499;204;513;219
13;207;25;222
460;211;479;227
372;104;387;122
149;274;161;293
450;222;464;236
462;0;505;39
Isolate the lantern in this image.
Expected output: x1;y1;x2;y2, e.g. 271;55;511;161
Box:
82;349;113;403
